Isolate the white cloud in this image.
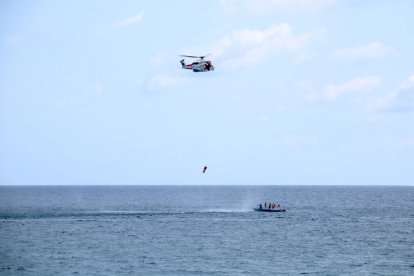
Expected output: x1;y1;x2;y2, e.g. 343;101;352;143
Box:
295;80;314;91
5;34;24;45
373;75;414;112
398;75;414;90
220;0;336;14
252;0;336;12
293;52;318;65
147;74;191;90
258;114;270;122
90;82;103;94
323;76;381;101
398;139;414;148
116;12;144;27
150;52;169;67
277;134;319;149
295;80;320;102
207;23;322;70
257;134;319;151
334;42;393;60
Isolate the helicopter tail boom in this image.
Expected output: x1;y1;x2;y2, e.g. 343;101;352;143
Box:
180;59;193;70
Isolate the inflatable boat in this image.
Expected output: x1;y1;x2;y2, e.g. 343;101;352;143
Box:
253;208;286;212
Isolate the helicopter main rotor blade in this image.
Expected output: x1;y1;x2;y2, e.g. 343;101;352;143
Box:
179;55;201;58
179;54;211;59
198;54;211;59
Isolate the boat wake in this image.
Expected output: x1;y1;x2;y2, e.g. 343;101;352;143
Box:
202;208;252;213
0;208;253;220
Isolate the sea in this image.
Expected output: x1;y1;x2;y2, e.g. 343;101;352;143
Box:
0;185;413;275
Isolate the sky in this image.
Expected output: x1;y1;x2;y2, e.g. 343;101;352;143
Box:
1;0;413;185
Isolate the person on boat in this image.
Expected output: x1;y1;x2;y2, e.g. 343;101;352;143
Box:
272;203;275;209
264;202;267;209
259;203;263;209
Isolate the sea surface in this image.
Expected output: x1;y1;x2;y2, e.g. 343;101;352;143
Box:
0;185;413;275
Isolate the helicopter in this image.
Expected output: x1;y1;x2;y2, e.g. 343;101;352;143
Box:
179;55;215;72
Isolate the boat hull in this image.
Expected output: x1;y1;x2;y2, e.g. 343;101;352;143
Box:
253;208;286;212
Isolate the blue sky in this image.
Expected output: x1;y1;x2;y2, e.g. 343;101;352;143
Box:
1;0;413;185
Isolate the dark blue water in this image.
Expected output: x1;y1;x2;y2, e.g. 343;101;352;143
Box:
1;185;413;275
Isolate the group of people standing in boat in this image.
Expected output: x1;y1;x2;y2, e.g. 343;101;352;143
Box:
259;202;281;210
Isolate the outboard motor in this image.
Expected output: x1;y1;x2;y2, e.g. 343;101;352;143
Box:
180;59;186;68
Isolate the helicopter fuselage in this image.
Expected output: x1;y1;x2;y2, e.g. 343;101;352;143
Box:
180;59;214;72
